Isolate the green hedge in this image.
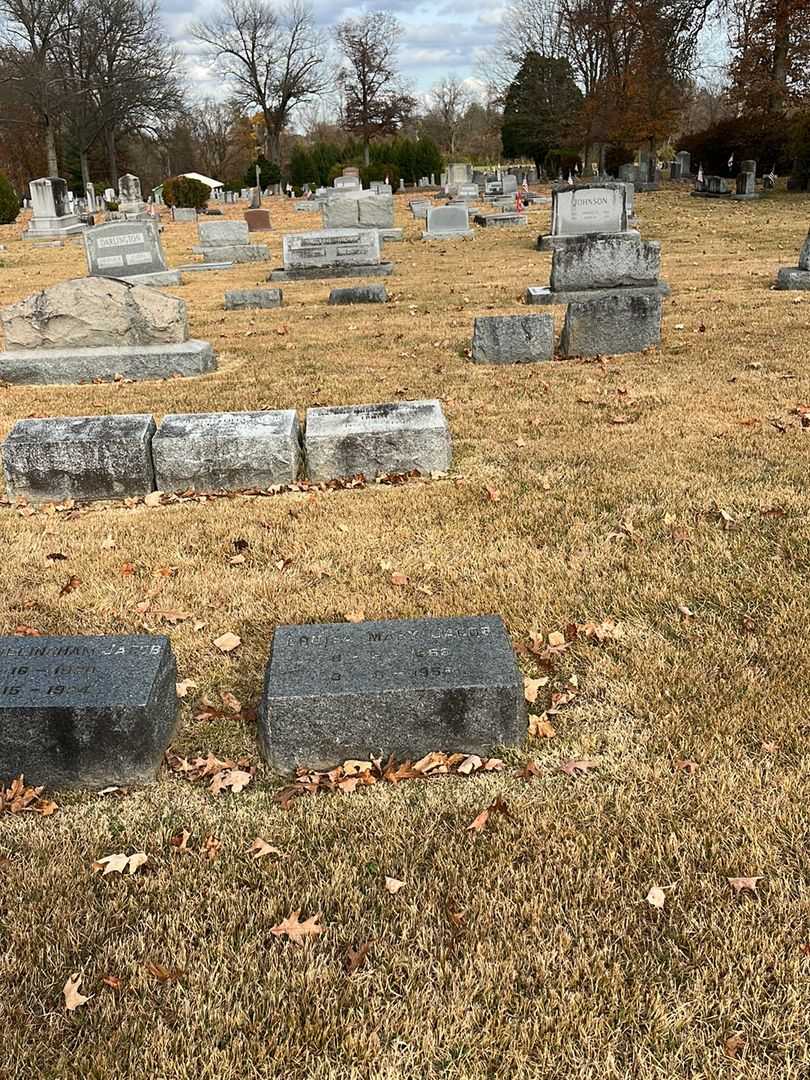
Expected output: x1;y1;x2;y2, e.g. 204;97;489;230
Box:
162;175;210;210
0;174;19;225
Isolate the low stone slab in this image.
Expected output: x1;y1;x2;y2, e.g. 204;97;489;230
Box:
258;615;526;770
560;292;663;357
525;284;669;305
282;229;383;273
0;339;215;384
471;314;554;364
423;205;473;239
304;399;451;482
775;268;810;290
198;220;249;246
122;270;183;287
224;288;283;310
0;634;177;788
152;410;301;492
3;414;156;502
193;244;270;264
474;213;528;227
173;208;197;223
176;262;234;273
538;230;640;252
328;284;388;305
550;236;661;292
244;209;271;232
269;263;393;282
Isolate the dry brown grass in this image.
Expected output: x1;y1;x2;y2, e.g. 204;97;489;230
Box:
1;188;810;1079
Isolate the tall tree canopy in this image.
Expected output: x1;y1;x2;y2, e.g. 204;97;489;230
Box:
501;52;583;168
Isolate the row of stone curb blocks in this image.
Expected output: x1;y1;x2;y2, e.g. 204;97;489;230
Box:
0;615;527;787
223;285;388;310
2;401;452;503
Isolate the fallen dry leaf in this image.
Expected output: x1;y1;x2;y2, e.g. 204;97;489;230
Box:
345;941;371;974
724;1032;746;1059
558;758;599;777
384;876;406;894
344;609;365;623
727;876;763;895
646;886;667;910
248;837;283;860
390;571;408;587
528;713;556;738
63;973;90;1011
270;911;325;944
523;676;548;704
92;851;148;876
176;679;197;699
467;796;513;833
213;632;241;653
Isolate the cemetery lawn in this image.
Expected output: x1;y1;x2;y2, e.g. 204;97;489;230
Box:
2;190;810;1080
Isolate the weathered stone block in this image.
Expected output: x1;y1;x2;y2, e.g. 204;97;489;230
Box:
423;205;473;239
775;268;810;290
471;315;554;364
173;208;197;223
328;284;388;305
560;292;662;357
194;244;269;263
304;400;451;482
152;410;301;492
323;199;358;229
357;194;394;228
3;414;156;502
799;231;810;271
0;634;177;788
1;278;187;350
550;236;661;292
198;220;249;246
0;340;215;384
224;288;283;310
473;213;528;227
244;209;271;232
258;615;526;770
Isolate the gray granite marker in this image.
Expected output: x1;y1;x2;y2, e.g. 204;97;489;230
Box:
0;341;215;384
471;314;554;363
259;615;526;770
152;410;301;491
3;414;156;502
328;284;388;305
224;288;283;310
304;399;451;482
560;292;662;356
550;236;661;292
0;634;177;788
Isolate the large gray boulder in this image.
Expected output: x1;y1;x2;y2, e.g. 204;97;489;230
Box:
1;277;188;350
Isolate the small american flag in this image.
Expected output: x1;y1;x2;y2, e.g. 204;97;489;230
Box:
728;153;734;170
567;172;574;184
766;166;777;184
697;164;704;183
515;191;524;212
522;177;529;193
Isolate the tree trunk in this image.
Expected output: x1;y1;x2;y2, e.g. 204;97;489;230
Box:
769;0;789;113
80;149;91;189
44;121;58;176
363;139;370;167
106;126;118;186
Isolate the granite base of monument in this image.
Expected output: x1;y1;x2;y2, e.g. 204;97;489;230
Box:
304;400;451;482
224;288;283;310
474;213;528;228
3;414;156;502
538;230;640;251
0;634;177;788
471;314;554;363
525;283;669;305
0;339;215;384
258;615;526;771
560;292;662;356
775;268;810;290
121;270;183;287
269;263;393;282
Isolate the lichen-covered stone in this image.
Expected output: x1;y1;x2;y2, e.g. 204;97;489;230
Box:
550;236;661;292
471;314;554;364
560;292;662;356
1;278;188;351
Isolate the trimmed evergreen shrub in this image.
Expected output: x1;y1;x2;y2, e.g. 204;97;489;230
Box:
162;175;210;210
0;174;19;225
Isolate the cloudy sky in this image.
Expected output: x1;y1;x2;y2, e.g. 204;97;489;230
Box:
168;0;503;105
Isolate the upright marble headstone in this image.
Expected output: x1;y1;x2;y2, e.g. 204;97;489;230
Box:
259;615;526;770
24;177;84;240
118;173;147;219
538;184;635;250
423;205;474;239
0;634;177;788
675;150;691;176
270;229;392;281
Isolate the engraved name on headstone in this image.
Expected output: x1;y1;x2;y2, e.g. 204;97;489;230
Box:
84;220;167;278
283;229;381;270
259;615;526;769
552;186;627;237
0;634;177;787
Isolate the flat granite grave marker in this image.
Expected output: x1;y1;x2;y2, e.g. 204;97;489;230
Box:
152;410;301;492
3;414;156;502
258;615;526;770
328;284;388;305
84;220;181;286
423;205;474;240
304;399;451;482
224;287;283;310
270;229;393;281
471;314;554;364
0;634;177;788
193;219;270;263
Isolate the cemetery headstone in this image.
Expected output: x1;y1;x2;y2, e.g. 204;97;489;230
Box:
173;207;197;223
559;292;662;357
270;229;393;281
118;173;147;219
675;150;691;176
328;284;388;305
151;410;301;492
304;400;451;482
423;205;474;240
244;208;272;232
690;176;731;198
23;177;84;240
323;193;402;240
3;414;157;502
0;278;215;384
471;315;554;364
224;287;283;310
258;615;526;770
0;634;177;788
85;183;97;212
538;185;635;250
473;212;527;228
84;219;181;286
775;228;810;290
193;219;270;263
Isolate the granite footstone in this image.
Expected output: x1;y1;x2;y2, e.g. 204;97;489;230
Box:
3;414;156;502
258;615;526;770
304;399;451;482
328;284;388;305
0;634;177;788
0;340;215;384
224;288;283;310
550;236;661;291
152;410;301;492
560;292;662;356
471;314;554;364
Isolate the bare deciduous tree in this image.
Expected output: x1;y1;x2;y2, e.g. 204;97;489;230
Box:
191;0;327;165
426;75;471;155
